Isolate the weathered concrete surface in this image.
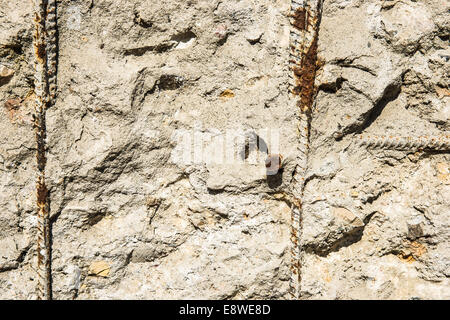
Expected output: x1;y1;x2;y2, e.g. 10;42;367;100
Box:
301;0;449;299
0;0;448;299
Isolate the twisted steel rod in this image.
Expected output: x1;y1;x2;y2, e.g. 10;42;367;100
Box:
32;0;57;300
288;0;324;299
356;134;450;151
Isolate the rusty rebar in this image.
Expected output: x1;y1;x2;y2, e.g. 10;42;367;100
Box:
288;0;324;299
357;134;450;151
32;0;57;300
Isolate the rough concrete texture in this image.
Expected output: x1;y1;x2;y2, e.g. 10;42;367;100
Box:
0;0;449;299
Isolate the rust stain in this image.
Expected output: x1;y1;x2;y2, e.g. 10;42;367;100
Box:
219;89;235;99
4;98;21;111
35;43;47;64
4;93;35;124
409;240;427;257
34;12;41;23
397;240;427;263
36;179;48;206
435;86;450;99
397;253;416;263
33;12;47;65
4;98;22;121
292;33;320;113
291;7;308;31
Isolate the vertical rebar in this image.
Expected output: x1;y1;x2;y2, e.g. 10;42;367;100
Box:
288;0;324;299
32;0;56;300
